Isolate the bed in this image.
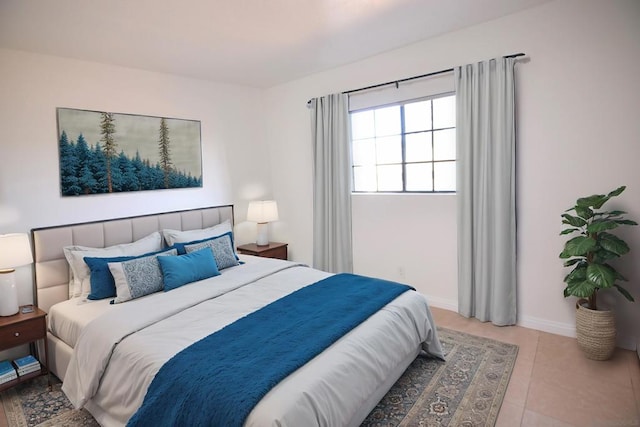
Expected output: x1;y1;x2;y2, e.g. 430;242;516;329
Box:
32;205;443;426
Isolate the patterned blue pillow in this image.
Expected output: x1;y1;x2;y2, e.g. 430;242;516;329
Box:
84;247;170;300
183;232;239;270
108;249;177;304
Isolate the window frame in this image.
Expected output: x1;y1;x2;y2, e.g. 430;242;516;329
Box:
350;92;456;194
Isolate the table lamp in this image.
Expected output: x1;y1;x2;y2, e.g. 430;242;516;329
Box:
0;233;33;316
247;201;278;246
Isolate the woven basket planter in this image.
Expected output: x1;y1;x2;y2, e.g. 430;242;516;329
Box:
575;299;616;361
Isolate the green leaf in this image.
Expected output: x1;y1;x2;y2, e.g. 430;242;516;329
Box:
586;263;616;288
577;194;608;209
592;249;619;262
613;284;635;302
607;186;626;198
593;197;610;209
563;287;571;298
599;233;630;256
575;206;593;219
614;219;638;226
606;210;627;216
587;220;618;233
560;228;579;235
565;278;598;298
563;258;582;267
562;236;597;257
613;268;628;282
561;214;587;227
564;264;587;284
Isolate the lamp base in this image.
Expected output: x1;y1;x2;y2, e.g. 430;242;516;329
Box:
0;270;19;317
256;222;270;246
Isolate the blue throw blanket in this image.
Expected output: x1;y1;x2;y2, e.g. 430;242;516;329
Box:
127;273;412;427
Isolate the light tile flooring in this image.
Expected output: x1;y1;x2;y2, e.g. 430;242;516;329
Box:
1;307;638;426
431;307;640;427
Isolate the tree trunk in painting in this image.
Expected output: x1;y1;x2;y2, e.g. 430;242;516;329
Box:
158;118;173;189
100;112;117;193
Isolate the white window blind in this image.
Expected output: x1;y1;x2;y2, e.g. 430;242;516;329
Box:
348;72;454;112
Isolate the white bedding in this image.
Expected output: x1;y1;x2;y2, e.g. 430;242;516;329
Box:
48;297;113;348
59;256;443;426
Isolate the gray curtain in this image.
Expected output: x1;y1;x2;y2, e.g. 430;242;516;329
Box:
455;57;517;326
310;93;353;273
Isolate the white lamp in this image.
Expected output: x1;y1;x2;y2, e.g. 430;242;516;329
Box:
0;233;33;316
247;201;279;246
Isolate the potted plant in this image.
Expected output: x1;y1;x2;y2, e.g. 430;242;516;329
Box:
560;186;637;360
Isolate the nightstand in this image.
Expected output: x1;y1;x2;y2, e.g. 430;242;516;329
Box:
237;242;288;260
0;306;49;392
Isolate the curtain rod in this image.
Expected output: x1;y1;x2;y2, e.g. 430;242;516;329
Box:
306;52;526;106
343;52;525;95
324;52;526;99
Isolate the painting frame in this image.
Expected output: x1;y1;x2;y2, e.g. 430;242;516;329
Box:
57;107;202;197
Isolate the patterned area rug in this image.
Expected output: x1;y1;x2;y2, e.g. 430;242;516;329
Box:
362;328;518;426
1;328;517;427
0;376;97;427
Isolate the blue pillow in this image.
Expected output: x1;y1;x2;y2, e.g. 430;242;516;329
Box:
109;249;177;303
158;247;220;291
183;233;239;270
173;231;239;259
84;248;173;300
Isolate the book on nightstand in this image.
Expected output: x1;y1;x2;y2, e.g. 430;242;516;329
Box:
0;360;17;384
12;355;40;376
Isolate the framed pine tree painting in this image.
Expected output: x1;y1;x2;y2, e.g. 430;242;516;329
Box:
57;108;202;196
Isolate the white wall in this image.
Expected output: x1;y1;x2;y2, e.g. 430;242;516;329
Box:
2;0;639;352
352;194;458;308
264;0;640;349
0;48;272;307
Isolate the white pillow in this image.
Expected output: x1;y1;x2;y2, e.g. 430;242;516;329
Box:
162;220;232;246
63;231;163;298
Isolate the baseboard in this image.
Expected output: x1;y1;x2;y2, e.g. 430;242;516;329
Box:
421;297;638;352
616;336;638;352
422;294;458;312
517;315;637;351
517;315;576;338
422;297;579;337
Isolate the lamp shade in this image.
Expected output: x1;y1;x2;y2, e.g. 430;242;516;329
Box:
247;201;279;224
0;233;33;271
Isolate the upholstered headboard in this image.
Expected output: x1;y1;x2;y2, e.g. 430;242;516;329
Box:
31;205;234;312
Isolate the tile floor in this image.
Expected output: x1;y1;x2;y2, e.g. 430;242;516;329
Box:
1;307;638;426
431;307;640;427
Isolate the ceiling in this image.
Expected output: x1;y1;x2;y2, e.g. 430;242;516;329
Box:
0;0;550;88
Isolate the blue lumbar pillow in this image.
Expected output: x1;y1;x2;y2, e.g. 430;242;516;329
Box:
158;247;220;291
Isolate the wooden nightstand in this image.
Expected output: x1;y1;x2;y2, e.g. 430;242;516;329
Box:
237;242;288;260
0;306;49;392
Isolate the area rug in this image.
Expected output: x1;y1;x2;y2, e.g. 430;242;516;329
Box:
1;327;517;427
362;328;518;426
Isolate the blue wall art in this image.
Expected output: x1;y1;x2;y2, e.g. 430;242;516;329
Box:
57;108;202;196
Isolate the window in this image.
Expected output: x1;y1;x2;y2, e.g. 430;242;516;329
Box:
350;94;456;193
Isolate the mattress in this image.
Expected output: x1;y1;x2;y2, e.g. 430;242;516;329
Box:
60;256;443;426
47;256;252;348
48;297;113;348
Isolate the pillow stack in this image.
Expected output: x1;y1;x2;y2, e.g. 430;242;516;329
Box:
62;220;241;304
